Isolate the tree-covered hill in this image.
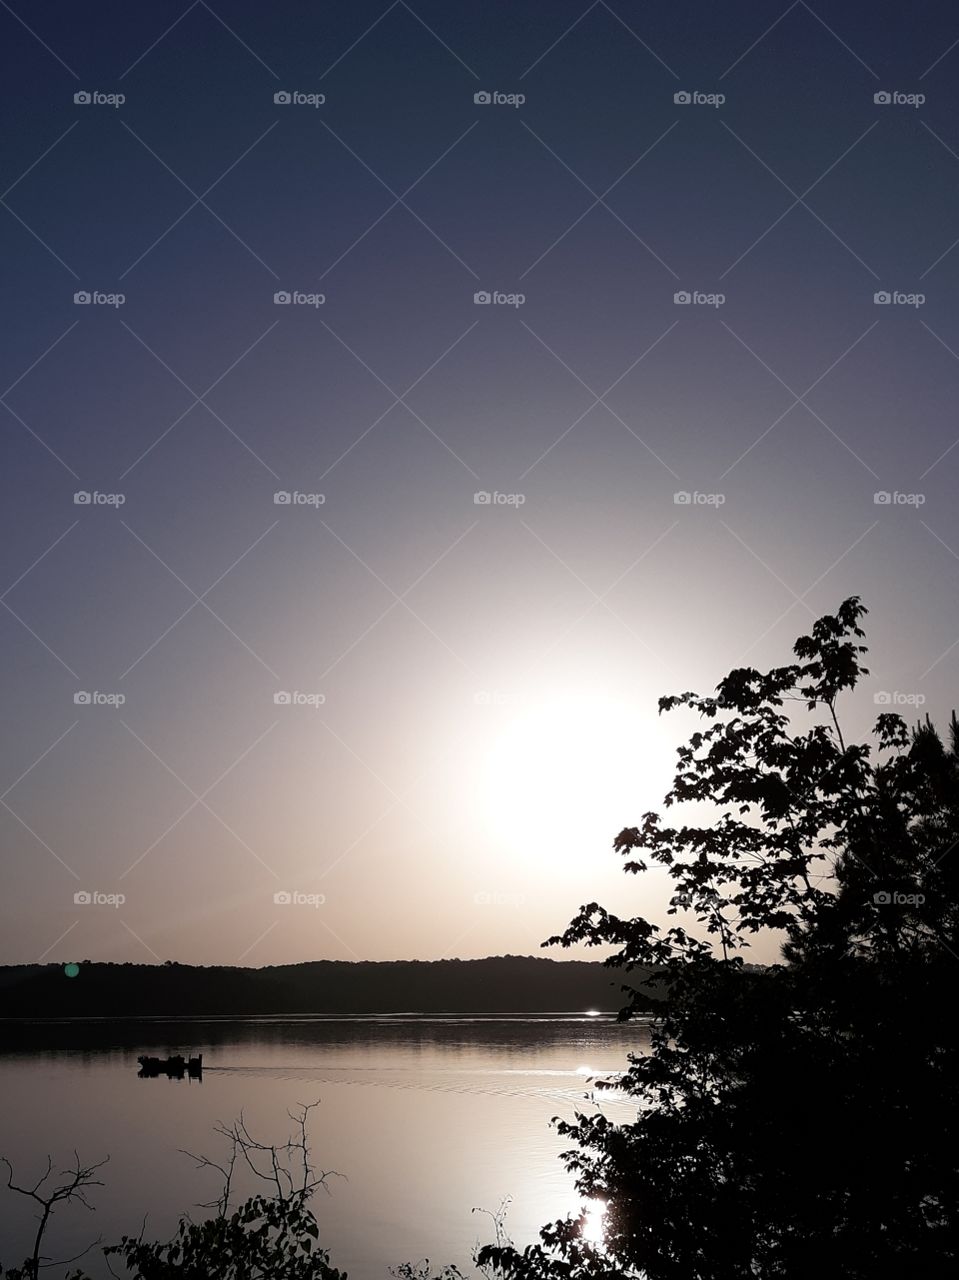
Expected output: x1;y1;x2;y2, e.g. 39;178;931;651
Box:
0;954;659;1019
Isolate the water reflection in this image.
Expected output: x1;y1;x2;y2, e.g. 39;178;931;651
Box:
0;1016;647;1279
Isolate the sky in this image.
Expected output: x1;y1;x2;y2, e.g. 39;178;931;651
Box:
1;0;959;968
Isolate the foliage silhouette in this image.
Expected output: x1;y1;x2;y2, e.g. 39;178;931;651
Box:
0;1152;107;1279
1;1105;345;1280
479;598;959;1278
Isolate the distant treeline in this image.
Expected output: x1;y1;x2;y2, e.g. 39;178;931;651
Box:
0;955;663;1019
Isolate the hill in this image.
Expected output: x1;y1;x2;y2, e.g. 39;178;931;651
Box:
0;955;661;1019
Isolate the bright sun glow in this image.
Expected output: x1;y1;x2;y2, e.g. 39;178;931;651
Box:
479;691;657;863
581;1199;607;1246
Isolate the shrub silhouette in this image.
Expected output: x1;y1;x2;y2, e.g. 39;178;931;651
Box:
1;1105;345;1280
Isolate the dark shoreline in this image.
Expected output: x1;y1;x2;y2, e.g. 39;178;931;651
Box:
0;955;660;1020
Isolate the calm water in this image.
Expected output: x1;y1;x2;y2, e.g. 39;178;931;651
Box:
0;1016;647;1278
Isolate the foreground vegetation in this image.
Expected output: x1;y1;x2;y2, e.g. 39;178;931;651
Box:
3;599;956;1277
480;598;958;1277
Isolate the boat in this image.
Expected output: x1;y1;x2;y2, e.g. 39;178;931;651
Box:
137;1053;203;1079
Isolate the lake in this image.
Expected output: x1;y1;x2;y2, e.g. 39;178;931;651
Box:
0;1016;647;1278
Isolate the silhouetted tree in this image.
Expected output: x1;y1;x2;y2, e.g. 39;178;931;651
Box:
1;1106;344;1280
0;1153;107;1279
480;598;959;1279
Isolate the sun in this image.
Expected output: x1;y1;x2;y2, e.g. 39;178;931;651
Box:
478;690;660;865
581;1198;607;1245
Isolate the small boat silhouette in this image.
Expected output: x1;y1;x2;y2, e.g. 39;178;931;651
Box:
137;1053;203;1080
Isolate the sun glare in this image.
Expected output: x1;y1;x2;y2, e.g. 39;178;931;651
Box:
479;691;656;862
581;1199;607;1246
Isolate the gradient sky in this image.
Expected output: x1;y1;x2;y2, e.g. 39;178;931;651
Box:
2;0;959;968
